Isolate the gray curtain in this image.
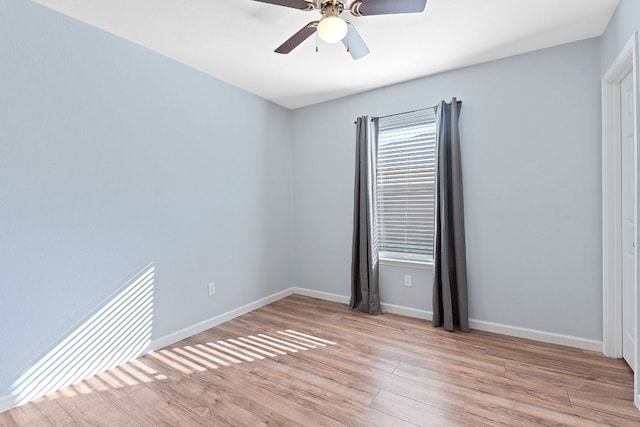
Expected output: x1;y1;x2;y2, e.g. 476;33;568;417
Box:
433;98;469;332
350;116;382;315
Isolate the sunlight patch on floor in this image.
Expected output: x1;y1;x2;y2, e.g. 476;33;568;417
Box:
39;328;336;401
144;329;336;376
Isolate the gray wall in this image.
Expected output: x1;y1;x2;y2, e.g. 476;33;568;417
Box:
0;0;292;398
292;38;603;340
601;0;640;75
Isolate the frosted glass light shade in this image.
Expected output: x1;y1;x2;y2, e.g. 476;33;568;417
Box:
317;16;348;44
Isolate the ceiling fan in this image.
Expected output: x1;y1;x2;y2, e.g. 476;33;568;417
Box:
252;0;427;60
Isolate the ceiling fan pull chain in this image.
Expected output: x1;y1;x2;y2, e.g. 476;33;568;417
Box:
316;31;319;52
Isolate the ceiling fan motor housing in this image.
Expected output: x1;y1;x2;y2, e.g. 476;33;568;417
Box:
320;1;345;18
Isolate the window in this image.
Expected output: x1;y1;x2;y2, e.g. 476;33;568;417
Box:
376;108;437;264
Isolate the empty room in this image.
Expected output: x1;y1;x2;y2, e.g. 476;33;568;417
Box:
2;0;640;425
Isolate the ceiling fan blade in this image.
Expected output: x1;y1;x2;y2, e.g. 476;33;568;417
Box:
252;0;315;10
342;24;369;60
275;21;319;54
350;0;427;16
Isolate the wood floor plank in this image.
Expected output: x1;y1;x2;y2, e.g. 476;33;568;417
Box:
2;295;639;426
269;343;467;414
248;354;380;406
53;385;137;426
3;404;51;427
147;374;273;426
26;397;73;426
111;384;204;426
567;391;640;424
504;359;633;399
371;389;464;426
0;411;18;427
462;391;605;427
394;360;573;410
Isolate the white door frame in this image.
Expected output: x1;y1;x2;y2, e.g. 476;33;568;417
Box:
602;31;640;408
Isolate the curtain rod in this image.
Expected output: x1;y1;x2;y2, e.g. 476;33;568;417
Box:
379;106;436;119
352;105;436;125
353;99;462;124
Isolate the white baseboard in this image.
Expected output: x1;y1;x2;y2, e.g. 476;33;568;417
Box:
290;287;432;320
290;287;602;352
468;319;602;352
381;302;433;320
291;287;350;304
147;288;294;352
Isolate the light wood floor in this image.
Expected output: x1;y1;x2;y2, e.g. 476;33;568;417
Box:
2;295;639;426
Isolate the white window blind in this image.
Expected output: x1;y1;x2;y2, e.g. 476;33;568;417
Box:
376;108;437;263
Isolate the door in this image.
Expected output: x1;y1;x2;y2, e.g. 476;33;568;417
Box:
622;69;636;371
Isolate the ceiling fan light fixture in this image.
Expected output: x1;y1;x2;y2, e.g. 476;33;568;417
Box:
317;15;348;43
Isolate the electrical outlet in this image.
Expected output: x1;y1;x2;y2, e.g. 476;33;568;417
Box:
404;275;412;287
208;282;216;296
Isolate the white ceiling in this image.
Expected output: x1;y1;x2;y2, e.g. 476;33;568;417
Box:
33;0;618;109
